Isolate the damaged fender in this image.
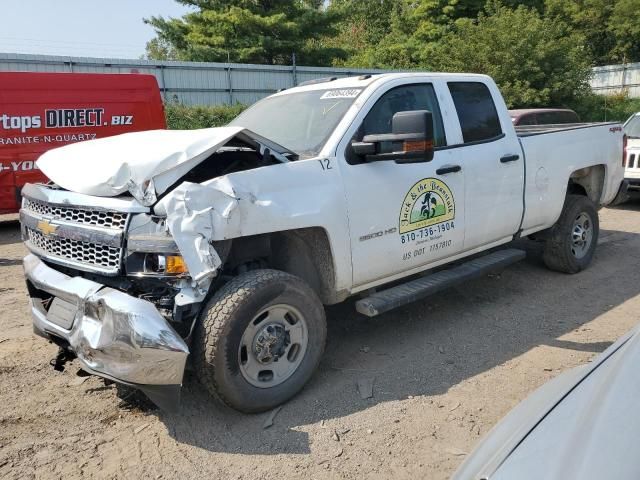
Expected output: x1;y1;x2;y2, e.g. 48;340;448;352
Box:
155;177;241;288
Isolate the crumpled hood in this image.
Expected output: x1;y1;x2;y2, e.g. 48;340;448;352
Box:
36;126;289;206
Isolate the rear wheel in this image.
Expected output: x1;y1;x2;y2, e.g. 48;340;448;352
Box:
193;269;326;413
542;194;599;273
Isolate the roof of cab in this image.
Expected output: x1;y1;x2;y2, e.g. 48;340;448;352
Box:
272;72;493;96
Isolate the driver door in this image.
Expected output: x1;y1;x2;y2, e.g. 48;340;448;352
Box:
338;82;466;288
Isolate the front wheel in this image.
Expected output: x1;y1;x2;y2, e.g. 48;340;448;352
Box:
543;194;599;274
193;269;326;413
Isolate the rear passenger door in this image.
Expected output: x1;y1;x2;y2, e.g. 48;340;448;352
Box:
446;81;525;251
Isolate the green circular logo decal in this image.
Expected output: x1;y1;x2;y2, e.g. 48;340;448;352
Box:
399;178;455;234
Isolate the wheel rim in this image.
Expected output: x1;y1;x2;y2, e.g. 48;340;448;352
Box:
570;212;593;259
238;304;309;389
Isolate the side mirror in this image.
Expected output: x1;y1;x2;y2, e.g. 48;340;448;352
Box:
351;110;435;163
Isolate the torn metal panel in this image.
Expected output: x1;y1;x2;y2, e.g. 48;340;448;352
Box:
155;178;240;287
155;157;353;293
36;127;295;206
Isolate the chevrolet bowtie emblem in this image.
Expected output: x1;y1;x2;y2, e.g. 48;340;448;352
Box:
37;220;58;237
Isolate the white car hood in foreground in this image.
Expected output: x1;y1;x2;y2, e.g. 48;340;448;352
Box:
36;127;292;206
454;324;640;480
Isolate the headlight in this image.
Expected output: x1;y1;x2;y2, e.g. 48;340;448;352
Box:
144;254;188;275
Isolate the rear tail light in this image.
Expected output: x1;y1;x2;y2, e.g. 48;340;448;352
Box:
623;134;628;167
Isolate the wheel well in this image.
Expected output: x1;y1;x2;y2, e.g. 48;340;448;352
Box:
568;165;605;204
567;182;588;197
223;227;340;305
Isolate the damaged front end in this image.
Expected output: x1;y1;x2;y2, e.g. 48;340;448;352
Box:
24;254;189;410
20;185;194;410
21;127;295;409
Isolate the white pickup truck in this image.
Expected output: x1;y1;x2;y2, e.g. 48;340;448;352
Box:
623;112;640;193
20;73;625;412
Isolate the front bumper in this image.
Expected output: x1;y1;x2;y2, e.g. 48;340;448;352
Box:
23;254;189;410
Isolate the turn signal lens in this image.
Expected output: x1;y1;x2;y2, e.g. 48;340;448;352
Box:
403;139;433;152
165;255;187;274
143;253;188;275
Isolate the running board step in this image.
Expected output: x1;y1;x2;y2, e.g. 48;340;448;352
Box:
355;248;526;317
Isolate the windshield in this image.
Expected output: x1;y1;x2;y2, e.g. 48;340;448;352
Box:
624;114;640;138
229;88;362;158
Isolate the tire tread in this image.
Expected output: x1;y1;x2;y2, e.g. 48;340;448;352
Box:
193;269;324;412
543;194;599;274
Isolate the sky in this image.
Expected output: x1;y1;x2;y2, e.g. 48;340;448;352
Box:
0;0;192;59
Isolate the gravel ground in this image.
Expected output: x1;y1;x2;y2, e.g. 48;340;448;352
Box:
1;199;639;480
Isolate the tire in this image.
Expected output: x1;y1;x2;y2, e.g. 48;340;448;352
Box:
542;194;599;274
193;269;326;413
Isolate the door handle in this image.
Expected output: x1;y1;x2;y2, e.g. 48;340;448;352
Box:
500;154;520;163
436;165;462;175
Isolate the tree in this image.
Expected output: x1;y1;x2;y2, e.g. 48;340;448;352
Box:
544;0;617;65
425;3;592;107
327;0;409;68
329;0;397;47
145;38;180;61
608;0;640;63
330;0;487;68
543;0;640;64
331;0;546;69
145;0;344;65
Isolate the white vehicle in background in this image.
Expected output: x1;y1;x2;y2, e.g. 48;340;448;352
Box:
19;73;626;412
623;112;640;193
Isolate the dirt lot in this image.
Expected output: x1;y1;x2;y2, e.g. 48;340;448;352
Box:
1;199;640;480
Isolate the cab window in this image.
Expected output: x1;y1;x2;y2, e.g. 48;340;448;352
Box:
360;84;446;147
448;82;502;143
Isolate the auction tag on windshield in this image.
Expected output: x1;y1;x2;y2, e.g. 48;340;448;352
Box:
320;89;362;99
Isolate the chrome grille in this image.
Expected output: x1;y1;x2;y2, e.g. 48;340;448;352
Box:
23;198;128;229
26;227;121;271
21;193;131;275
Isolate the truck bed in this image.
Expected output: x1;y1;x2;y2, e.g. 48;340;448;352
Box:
517;121;624;237
515;122;619;137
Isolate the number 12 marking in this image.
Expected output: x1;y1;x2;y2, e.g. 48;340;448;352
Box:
318;158;332;170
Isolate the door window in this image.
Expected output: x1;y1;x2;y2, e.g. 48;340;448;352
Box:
361;84;446;146
448;82;502;143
